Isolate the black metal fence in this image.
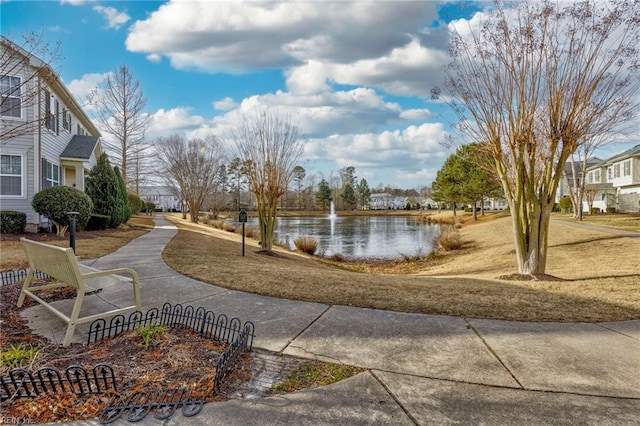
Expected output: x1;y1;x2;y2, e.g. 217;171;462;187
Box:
214;323;253;391
0;268;50;286
99;387;205;423
87;303;255;349
0;363;117;402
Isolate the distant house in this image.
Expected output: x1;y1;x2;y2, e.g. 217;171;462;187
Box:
1;36;102;231
584;144;640;213
555;157;603;204
370;193;406;210
138;186;181;212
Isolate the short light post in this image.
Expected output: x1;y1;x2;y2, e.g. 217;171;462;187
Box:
238;209;248;256
67;212;79;253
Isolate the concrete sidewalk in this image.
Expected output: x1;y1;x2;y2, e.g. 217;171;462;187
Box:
23;216;640;425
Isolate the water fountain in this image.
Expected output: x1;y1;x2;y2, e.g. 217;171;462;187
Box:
329;201;337;219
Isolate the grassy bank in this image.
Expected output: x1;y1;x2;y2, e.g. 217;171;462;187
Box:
161;212;640;322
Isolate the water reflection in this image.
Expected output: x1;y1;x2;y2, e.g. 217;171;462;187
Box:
247;216;440;259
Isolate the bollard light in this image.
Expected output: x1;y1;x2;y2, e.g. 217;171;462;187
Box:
67;212;79;253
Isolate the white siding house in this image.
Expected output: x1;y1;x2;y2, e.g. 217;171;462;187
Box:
369;193;407;210
584;144;640;213
138;186;182;212
1;36;102;231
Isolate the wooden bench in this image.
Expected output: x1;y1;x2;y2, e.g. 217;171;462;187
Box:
18;238;141;346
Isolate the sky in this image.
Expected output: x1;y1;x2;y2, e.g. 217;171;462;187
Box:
2;0;637;190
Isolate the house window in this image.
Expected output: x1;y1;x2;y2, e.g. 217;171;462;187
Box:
594;169;600;183
44;91;59;134
62;108;71;132
0;154;23;196
623;160;631;177
44;160;60;187
1;75;22;118
613;164;620;178
77;123;86;136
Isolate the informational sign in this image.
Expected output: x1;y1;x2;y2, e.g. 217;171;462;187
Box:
238;209;248;223
238;209;248;256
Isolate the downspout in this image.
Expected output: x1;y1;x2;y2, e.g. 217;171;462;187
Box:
34;75;42;228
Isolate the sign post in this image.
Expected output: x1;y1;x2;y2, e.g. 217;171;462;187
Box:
238;209;248;256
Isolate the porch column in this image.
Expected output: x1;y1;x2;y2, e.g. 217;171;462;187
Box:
75;165;85;191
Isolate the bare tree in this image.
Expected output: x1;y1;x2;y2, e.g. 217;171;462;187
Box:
92;65;151;188
438;0;639;275
155;134;226;223
1;32;62;142
584;184;599;215
229;109;303;252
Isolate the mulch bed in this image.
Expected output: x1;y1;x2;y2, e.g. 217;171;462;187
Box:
0;283;252;424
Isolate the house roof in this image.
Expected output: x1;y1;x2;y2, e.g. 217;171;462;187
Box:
601;144;640;165
60;135;100;160
1;36;101;138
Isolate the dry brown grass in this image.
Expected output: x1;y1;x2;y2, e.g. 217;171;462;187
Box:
0;215;154;270
553;212;640;232
162;213;640;322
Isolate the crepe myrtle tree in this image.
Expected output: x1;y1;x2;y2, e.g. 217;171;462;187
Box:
434;0;640;275
229;109;303;252
155;134;226;223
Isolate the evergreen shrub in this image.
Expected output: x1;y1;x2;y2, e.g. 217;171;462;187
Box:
0;210;26;234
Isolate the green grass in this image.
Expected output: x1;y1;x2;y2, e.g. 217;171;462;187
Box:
137;322;168;349
1;343;39;372
273;362;364;392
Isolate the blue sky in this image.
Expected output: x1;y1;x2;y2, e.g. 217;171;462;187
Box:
3;1;635;190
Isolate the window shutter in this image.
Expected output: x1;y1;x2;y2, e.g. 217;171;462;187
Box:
41;158;48;189
55;101;59;135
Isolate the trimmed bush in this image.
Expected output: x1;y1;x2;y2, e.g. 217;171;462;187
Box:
128;193;145;215
32;186;93;235
558;196;573;214
606;207;616;214
85;213;111;231
591;207;601;214
294;236;318;255
0;210;27;234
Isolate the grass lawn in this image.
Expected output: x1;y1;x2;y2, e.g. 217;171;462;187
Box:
552;212;640;232
0;215;154;270
161;211;640;323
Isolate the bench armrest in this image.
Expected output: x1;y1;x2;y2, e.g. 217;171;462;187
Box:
81;267;139;282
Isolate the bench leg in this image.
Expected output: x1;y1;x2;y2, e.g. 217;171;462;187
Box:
16;270;34;308
62;291;85;347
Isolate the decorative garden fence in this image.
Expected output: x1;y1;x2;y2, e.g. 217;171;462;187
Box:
1;363;117;402
87;302;255;349
0;268;50;286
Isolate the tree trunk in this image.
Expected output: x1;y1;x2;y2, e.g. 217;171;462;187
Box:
472;201;478;221
509;201;552;275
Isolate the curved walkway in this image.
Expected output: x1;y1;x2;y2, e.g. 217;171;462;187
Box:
24;215;640;425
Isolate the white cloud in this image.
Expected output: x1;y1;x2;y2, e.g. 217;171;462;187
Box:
147;107;207;139
399;108;432;121
60;0;96;5
66;72;110;112
146;53;161;63
302;122;450;187
125;0;445;96
94;5;130;30
213;97;237;111
207;87;402;139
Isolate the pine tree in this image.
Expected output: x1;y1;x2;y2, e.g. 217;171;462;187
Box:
315;178;332;210
86;153;131;228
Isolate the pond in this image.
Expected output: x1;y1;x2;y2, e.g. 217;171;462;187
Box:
244;215;440;259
